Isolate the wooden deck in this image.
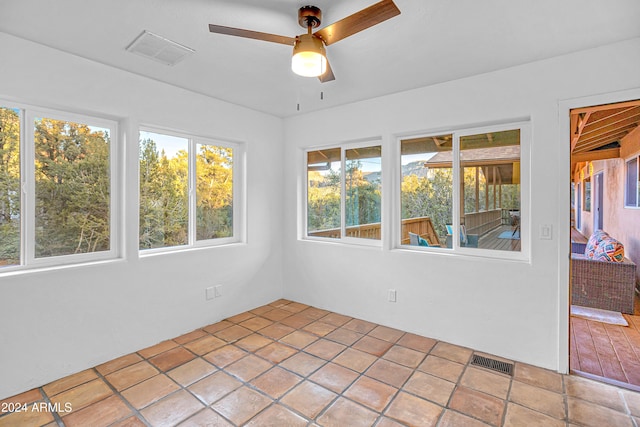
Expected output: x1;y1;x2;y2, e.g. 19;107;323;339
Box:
477;224;521;251
571;297;640;388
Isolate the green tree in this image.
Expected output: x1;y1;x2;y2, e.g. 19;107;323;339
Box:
34;118;111;257
0;108;20;265
196;144;233;240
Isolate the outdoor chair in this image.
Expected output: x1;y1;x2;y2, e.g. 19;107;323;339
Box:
445;224;478;248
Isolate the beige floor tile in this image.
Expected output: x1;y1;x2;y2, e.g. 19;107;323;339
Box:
509;380;565;420
225;311;255;324
62;394;131;427
177;408;233;427
121;375;179;409
280;313;316;329
622;389;640;417
259;323;296;340
430;342;473;364
565;375;626;412
111;416;147;427
95;353;142;376
310;362;359;393
203;345;247;368
43;369;97;397
250;367;302;398
182;335;226;355
353;336;394;357
244;404;307;427
365;359;413;388
188;371;243;405
279;352;326;377
503;403;565;427
325;327;364;346
138;340;178;359
461;367;511;399
149;347;196;372
344;376;398;412
224;354;273;382
211;387;272;425
368;325;404;343
567;396;633;427
140;389;204;427
249;305;274;316
396;333;437;353
238;316;273;331
383;345;426;368
333;348;378;373
385;391;443;427
255;341;298;364
202;320;233;334
280;330;318;349
305;338;347;360
300;307;331;320
303;321;339;337
167;358;217;386
317;397;379;427
449;386;505;426
234;333;273;352
104;361;159;391
281;302;310;313
418;355;465;383
214;324;253;342
513;363;563;393
375;417;406;427
173;329;207;345
320;312;353;327
280;381;336;419
261;308;293;321
0;388;42;407
49;378;113;414
343;318;378;334
438;409;492;427
0;406;55;427
403;371;455;406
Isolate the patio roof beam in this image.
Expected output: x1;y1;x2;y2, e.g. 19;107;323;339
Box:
571;147;620;166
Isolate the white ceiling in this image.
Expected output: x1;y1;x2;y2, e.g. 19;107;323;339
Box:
1;0;639;117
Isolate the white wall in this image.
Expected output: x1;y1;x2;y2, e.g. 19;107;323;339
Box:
0;33;284;399
282;38;640;371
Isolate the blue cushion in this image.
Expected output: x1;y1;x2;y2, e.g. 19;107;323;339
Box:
418;236;430;247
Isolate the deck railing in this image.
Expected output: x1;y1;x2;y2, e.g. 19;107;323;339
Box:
463;209;502;236
308;216;441;246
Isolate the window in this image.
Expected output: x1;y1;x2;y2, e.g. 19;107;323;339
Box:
306;142;382;242
0;103;118;269
401;125;524;254
139;129;240;251
625;156;639;208
584;177;591;212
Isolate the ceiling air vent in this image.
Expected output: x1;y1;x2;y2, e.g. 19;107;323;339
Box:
470;354;514;376
126;30;194;66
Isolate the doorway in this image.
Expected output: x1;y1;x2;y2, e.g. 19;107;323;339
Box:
568;99;640;388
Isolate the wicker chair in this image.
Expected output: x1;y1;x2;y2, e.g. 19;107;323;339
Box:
571;242;637;314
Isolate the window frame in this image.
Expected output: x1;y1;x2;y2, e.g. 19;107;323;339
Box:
304;139;383;247
0;101;121;271
138;126;244;255
624;154;640;209
397;121;530;261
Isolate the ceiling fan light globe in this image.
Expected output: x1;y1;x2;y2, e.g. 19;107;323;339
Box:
292;34;326;77
292;51;326;77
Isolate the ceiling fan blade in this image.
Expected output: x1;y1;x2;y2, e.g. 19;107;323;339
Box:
208;24;296;46
314;0;400;46
318;58;335;83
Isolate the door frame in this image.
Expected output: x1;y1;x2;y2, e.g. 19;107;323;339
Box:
558;87;640;374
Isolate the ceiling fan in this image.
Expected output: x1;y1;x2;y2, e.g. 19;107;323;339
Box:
208;0;400;82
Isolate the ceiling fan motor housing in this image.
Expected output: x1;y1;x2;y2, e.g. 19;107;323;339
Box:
298;6;322;28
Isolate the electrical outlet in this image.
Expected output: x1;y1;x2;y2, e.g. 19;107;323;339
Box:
214;285;222;298
205;286;216;300
388;289;397;302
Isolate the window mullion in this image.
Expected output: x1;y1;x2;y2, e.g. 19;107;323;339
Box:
340;147;346;239
23;109;35;265
452;132;461;250
188;139;196;246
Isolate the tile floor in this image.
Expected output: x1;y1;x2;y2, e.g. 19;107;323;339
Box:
2;299;640;426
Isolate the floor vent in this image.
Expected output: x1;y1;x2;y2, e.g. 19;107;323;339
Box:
470;354;514;376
